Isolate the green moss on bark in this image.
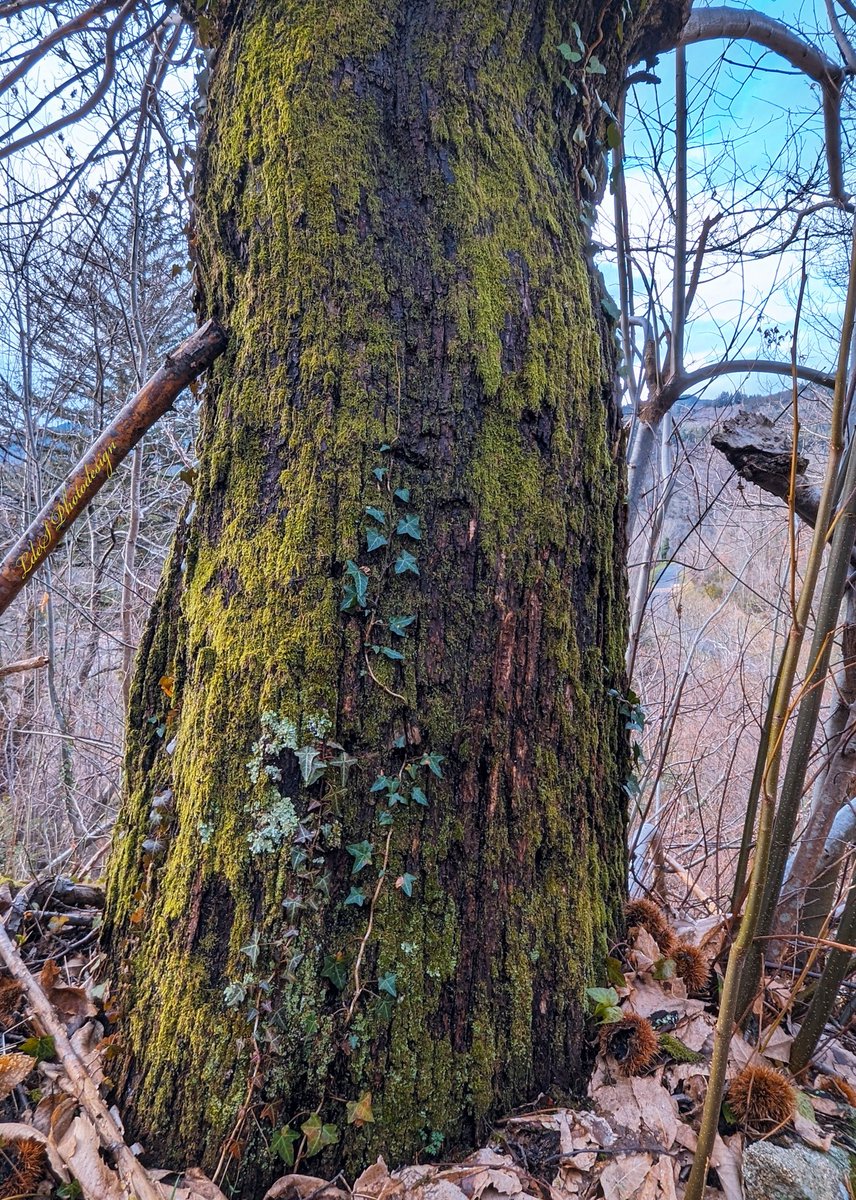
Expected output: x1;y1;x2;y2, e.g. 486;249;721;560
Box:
104;0;633;1190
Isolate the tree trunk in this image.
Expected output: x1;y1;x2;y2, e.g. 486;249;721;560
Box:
103;0;685;1190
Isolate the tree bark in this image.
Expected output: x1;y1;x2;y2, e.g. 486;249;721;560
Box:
103;0;686;1190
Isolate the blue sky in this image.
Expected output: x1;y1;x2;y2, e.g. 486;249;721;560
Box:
604;0;850;402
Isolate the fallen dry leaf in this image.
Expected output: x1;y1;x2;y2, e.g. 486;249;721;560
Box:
709;1132;743;1200
627;926;663;976
594;1076;679;1149
792;1109;833;1151
600;1151;677;1200
758;1025;793;1064
725;1030;765;1074
422;1180;469;1200
56;1112;123;1200
263;1173;350;1200
353;1158;405;1200
0;976;23;1026
39;960;97;1030
151;1165;229;1200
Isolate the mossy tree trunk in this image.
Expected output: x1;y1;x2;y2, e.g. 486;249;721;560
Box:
103;0;684;1191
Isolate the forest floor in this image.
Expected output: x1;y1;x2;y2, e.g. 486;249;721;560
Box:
0;883;851;1200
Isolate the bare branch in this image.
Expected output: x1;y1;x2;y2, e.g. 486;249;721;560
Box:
0;917;163;1200
0;0;123;97
653;358;835;415
678;6;848;201
684;212;724;318
0;0;137;162
0;318;227;616
0;654;49;678
825;0;856;73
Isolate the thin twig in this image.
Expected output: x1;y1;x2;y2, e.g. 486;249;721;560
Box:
0;919;162;1200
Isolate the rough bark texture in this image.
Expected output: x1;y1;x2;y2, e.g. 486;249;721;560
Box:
103;0;685;1190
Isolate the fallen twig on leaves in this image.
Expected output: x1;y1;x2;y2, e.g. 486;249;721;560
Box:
0;917;163;1200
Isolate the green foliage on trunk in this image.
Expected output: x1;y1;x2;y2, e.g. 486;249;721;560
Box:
103;0;636;1189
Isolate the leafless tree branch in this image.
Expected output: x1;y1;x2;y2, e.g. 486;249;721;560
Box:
679;6;848;201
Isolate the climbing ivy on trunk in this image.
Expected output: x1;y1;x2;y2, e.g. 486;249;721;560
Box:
103;0;686;1192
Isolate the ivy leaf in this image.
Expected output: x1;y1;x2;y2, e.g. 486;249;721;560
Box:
371;775;394;793
301;1113;340;1157
395;550;419;576
271;1126;300;1165
377;809;394;826
346;1091;375;1127
600;1005;624;1024
341;561;369;611
240;929;260;967
421;752;444;777
19;1035;55;1063
372;466;387;481
393;733;406;748
396;514;421;541
365;506;386;524
347;840;374;874
378;971;398;997
606;120;622;150
586;986;619;1008
296;745;326;786
375;993;395;1021
379;646;404;661
344;887;365;907
394;487;410;502
606;956;627;988
388;615;416;637
558;42;581;62
367;529;388;552
396;873;417;897
586;55;606;74
411;785;428;806
321;954;348;991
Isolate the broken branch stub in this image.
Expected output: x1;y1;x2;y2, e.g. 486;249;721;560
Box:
0;318;227;617
709;412;856;557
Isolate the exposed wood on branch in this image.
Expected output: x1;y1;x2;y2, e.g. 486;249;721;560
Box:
5;876;105;935
709;412;856;561
0;319;227;618
0;655;49;679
